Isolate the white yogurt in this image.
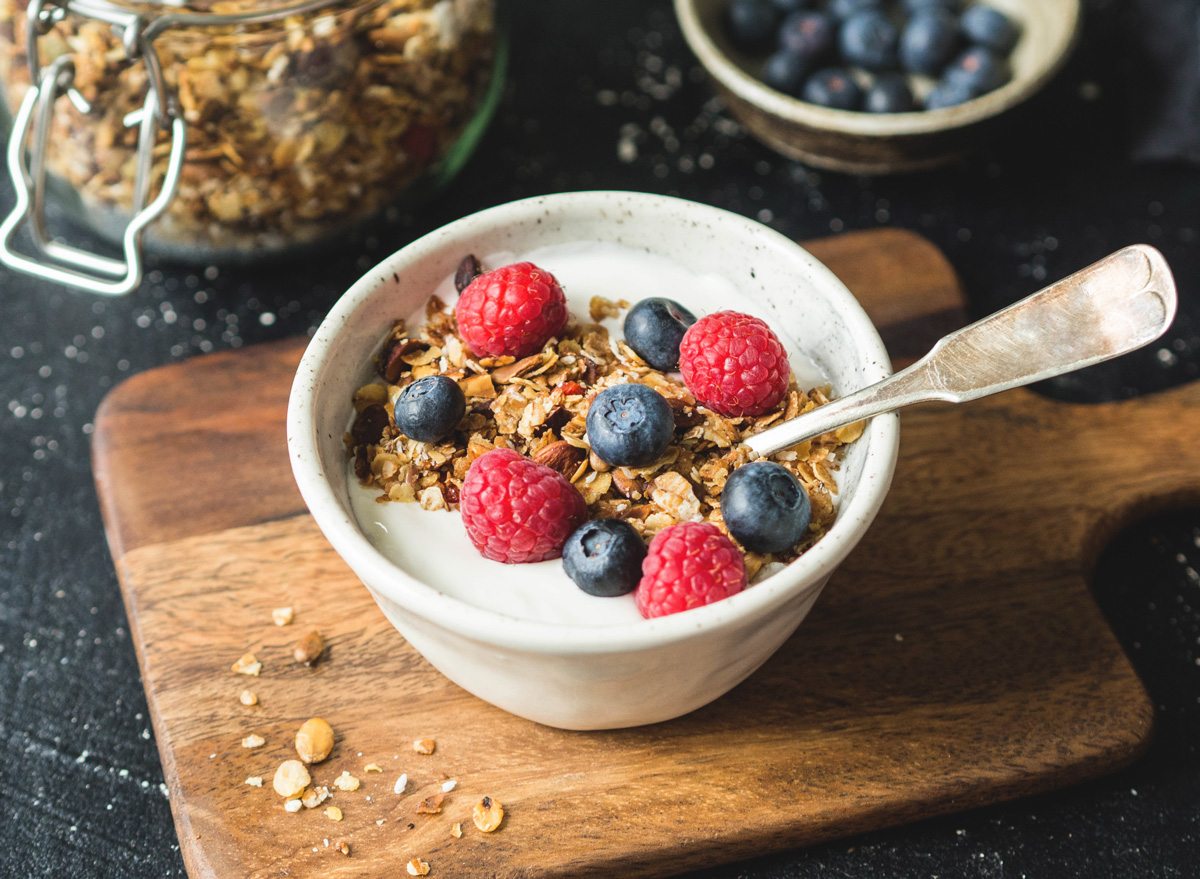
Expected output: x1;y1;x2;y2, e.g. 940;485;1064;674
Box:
348;241;831;627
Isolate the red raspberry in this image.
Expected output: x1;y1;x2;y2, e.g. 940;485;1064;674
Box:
635;522;747;619
678;312;791;417
455;262;569;359
460;448;587;564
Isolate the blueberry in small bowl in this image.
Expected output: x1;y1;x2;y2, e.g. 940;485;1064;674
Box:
675;0;1081;173
838;9;898;71
960;4;1021;54
864;72;915;113
802;67;863;111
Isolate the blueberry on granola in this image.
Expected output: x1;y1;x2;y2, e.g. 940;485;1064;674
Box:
392;375;466;444
720;461;811;554
563;519;647;597
586;383;675;468
623;297;697;371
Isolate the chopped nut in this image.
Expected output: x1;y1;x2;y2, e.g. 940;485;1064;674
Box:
333;838;351;856
325;806;343;822
364;763;383;773
273;760;311;798
302;785;331;809
245;776;264;787
272;606;294;626
407;858;431;876
293;630;326;666
241;733;265;749
231;652;262;676
413;738;435;755
532;440;586;479
450;822;463;838
472;796;504;832
238;689;258;706
295;717;335;764
416;793;445;814
333;771;360;792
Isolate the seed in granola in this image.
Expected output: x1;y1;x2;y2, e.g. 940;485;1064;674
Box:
295;718;335;764
472;796;504;832
413;738;435;755
416;793;445;814
325;806;344;822
272;606;294;626
394;773;408;794
293;630;326;666
407;858;431;876
302;786;331;809
441;779;457;792
334;771;360;792
231;652;262;676
239;689;258;706
241;733;266;749
455;254;483;292
273;760;312;798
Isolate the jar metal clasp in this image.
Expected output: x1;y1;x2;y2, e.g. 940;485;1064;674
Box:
0;0;187;295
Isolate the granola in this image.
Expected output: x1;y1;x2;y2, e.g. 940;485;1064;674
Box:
347;290;859;574
0;0;495;257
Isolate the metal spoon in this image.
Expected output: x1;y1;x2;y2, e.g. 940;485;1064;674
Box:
743;244;1178;458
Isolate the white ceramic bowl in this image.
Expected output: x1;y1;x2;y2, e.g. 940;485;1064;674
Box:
287;191;898;730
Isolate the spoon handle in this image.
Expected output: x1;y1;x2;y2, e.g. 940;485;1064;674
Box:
743;244;1178;458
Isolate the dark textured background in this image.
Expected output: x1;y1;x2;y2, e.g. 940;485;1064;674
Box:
2;0;1199;876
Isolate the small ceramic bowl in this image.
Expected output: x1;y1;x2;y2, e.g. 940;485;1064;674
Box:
674;0;1081;174
287;191;898;730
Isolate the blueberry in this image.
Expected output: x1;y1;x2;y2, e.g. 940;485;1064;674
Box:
586;383;675;468
778;11;835;62
562;519;647;597
802;67;863;110
392;375;466;444
828;0;882;20
924;77;975;109
899;8;959;75
720;462;811;554
960;5;1020;54
839;11;899;71
864;72;915;112
725;0;778;52
901;0;963;12
762;49;809;95
944;45;1010;95
623;297;697;371
769;0;811;13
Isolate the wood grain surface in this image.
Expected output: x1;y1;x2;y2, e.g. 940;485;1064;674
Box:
92;228;1192;879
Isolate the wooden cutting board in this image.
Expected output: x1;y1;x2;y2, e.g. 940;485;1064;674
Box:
92;228;1192;879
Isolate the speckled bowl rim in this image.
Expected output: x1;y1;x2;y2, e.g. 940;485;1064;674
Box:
673;0;1082;137
287;191;898;655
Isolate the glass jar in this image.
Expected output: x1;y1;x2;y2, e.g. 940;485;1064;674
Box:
0;0;501;293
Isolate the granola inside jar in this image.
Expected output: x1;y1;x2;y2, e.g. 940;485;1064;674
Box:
0;0;500;265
